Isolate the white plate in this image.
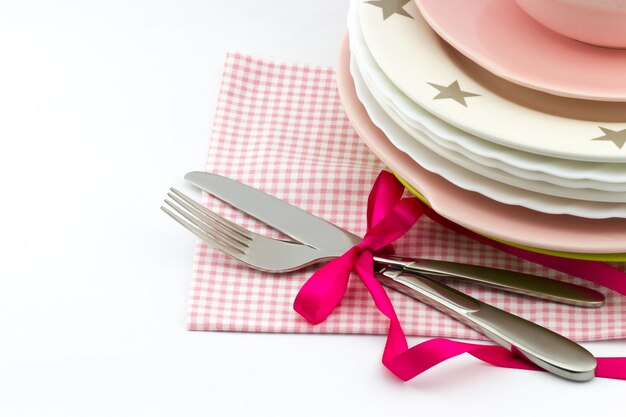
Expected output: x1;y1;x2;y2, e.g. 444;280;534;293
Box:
350;56;626;218
358;0;626;163
346;1;626;199
361;65;626;203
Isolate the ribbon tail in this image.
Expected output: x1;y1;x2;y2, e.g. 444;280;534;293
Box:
354;253;409;358
386;340;542;381
595;358;626;379
389;340;626;381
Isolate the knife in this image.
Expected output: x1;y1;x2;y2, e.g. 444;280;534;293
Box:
378;266;596;381
184;171;604;307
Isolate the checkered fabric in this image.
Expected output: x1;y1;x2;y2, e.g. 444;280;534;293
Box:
187;53;626;341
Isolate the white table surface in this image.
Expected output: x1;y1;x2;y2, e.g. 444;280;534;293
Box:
1;1;625;415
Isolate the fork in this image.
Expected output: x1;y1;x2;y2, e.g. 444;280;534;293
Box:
162;188;334;272
161;187;598;381
161;187;604;305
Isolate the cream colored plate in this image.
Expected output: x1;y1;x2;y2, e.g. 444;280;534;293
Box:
358;0;626;163
360;63;626;203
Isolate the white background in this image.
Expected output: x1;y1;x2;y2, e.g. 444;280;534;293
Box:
0;1;625;416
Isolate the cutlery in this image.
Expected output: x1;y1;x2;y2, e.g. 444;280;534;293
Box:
377;267;596;381
183;171;604;308
161;186;597;381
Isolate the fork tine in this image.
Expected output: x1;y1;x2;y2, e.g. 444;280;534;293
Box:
161;188;325;273
163;199;247;254
169;188;251;241
165;192;250;248
160;206;246;257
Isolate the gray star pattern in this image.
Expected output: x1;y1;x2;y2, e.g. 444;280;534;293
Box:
428;81;480;107
365;0;413;20
591;127;626;149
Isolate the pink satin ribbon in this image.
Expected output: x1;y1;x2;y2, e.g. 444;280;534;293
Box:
293;171;626;381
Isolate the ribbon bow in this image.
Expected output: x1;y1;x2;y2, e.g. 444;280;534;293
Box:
294;171;423;325
293;171;626;381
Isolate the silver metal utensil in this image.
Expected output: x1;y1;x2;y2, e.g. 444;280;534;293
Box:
378;267;596;381
163;188;326;272
162;186;597;381
183;171;604;308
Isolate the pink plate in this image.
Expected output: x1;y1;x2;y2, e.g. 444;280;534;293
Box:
336;35;626;255
414;0;626;101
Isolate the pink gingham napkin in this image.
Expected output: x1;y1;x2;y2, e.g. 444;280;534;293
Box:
187;52;626;341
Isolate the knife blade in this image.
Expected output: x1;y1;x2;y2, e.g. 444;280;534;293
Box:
185;171;361;251
184;171;605;307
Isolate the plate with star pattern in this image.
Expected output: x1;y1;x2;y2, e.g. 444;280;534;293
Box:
336;34;626;259
347;0;626;189
358;0;626;163
351;45;626;215
347;0;626;199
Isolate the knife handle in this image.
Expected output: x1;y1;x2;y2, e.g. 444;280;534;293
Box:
377;268;596;382
373;255;604;308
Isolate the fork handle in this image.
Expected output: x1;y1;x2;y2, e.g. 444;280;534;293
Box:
377;267;596;381
373;256;604;308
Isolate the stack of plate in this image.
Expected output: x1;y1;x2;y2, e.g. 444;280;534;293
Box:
336;0;626;261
